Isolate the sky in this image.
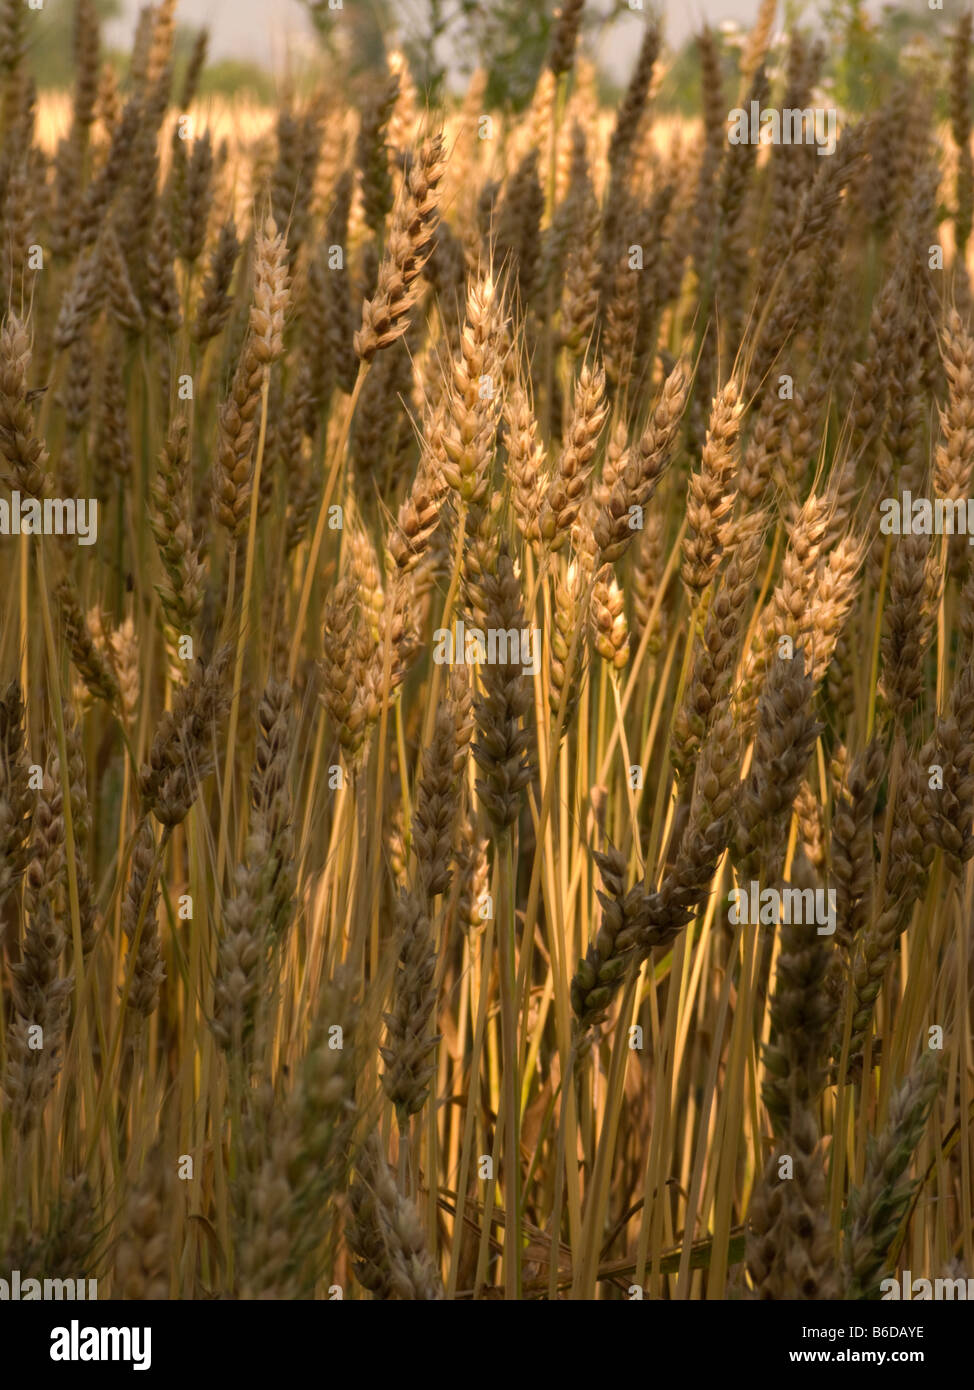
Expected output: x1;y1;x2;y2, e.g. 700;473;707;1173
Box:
104;0;760;81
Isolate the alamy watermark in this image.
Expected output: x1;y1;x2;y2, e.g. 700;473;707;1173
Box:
728;881;836;935
727;101;838;156
432;621;541;675
879;492;974;544
0;491;98;545
0;1269;97;1299
881;1271;974;1300
50;1320;151;1371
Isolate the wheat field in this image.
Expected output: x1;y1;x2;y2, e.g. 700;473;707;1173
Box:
0;0;972;1303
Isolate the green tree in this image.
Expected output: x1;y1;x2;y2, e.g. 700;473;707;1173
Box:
27;0;120;89
302;0;630;111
